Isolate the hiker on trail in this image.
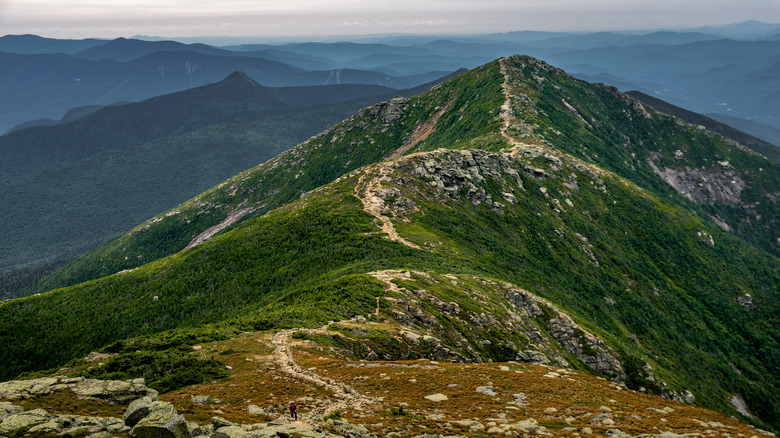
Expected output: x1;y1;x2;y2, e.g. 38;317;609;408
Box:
289;402;298;420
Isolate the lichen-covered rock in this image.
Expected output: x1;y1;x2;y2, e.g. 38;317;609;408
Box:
0;403;24;420
71;378;158;404
515;350;550;365
245;405;264;416
209;416;236;429
0;377;156;405
88;432;117;438
124;396;155;427
130;401;189;438
323;419;370;438
0;408;50;437
190;395;213;405
211;425;250;438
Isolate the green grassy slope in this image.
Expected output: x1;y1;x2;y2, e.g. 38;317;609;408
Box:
0;73;418;278
2;55;778;429
24;64;497;294
1;146;778;427
495;56;779;257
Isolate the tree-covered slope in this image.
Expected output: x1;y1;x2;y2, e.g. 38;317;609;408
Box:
2;141;778;428
0;72;409;276
2;55;778;430
24;63;499;294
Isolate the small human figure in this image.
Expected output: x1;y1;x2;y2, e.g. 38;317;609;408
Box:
343;432;351;438
289;402;298;420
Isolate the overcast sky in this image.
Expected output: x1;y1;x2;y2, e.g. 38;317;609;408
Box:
1;0;778;40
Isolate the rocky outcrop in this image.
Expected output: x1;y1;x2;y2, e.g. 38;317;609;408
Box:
131;401;190;438
0;405;131;438
369;270;625;380
124;396;155;428
404;149;525;208
0;409;49;437
368;97;409;127
647;158;745;206
0;376;157;404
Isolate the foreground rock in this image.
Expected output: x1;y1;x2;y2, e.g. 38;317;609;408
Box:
0;406;131;438
131;401;190;438
0;376;157;404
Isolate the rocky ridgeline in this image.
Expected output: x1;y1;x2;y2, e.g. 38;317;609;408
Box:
368;270;625;380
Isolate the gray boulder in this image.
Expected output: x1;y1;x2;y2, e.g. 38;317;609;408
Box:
124;396;155;427
71;379;158;405
515;350;550;365
191;423;214;437
0;409;50;437
209;416;236;429
190;395;213;405
245;405;264;416
475;386;497;396
130;401;189;438
0;402;24;420
211;425;249;438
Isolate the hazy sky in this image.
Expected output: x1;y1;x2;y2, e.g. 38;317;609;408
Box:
1;0;779;39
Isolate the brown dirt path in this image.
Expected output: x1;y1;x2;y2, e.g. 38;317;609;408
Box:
271;329;379;424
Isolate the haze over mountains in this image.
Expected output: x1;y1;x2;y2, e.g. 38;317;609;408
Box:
1;54;778;435
2;21;780;145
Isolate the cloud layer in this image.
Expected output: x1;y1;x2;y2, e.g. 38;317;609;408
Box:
1;0;778;38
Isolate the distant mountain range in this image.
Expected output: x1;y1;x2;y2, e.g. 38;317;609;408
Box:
2;24;780;145
0;36;448;134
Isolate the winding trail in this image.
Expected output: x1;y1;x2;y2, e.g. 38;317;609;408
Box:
354;166;421;250
351;101;453;250
271;328;379;424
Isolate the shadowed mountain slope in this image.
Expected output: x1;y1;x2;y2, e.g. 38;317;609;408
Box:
626;90;780;162
0;71;433;275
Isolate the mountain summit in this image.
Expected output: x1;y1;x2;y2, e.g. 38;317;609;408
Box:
1;55;778;432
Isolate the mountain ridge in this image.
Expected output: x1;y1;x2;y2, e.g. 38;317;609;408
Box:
1;55;778;432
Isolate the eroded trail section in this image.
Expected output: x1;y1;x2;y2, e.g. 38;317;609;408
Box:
351;103;452;250
354;165;421;250
386;104;448;160
272;329;378;422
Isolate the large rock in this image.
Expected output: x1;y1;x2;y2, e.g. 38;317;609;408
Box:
515;350;550;365
0;409;50;437
423;393;448;402
210;425;249;438
124;396;155;427
71;378;158;404
0;403;24;420
0;377;156;405
130;401;189;438
190;395;213;405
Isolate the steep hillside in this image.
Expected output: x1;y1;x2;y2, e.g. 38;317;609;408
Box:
626;90;780;162
0;72;399;275
2;56;778;431
0;71;288;182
